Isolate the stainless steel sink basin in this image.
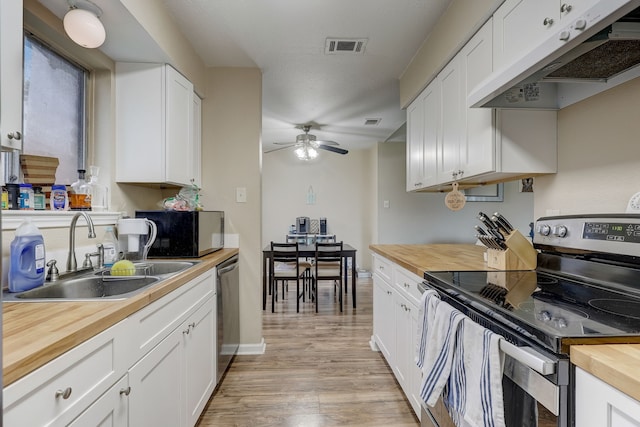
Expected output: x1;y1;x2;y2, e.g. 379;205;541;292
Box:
3;260;199;302
6;276;161;301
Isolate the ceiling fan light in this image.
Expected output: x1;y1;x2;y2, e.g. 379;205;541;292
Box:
295;145;318;161
63;8;106;48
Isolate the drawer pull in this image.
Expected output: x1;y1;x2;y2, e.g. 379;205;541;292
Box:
183;328;190;335
189;322;196;329
120;387;132;396
55;387;72;400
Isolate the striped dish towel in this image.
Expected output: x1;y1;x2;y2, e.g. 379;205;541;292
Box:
416;289;440;369
445;316;505;427
419;301;465;406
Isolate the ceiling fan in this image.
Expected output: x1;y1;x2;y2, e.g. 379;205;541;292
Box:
268;125;348;160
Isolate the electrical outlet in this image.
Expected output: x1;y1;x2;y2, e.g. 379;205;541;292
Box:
383;200;390;208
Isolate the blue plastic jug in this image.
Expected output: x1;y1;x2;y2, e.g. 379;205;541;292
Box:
8;219;46;292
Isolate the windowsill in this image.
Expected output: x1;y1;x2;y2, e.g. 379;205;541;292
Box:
1;211;122;231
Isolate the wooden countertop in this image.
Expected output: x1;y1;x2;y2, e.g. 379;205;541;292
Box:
572;344;640;402
369;244;493;276
371;244;640;400
2;248;238;387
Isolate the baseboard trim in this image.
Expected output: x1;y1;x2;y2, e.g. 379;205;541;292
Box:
237;338;266;355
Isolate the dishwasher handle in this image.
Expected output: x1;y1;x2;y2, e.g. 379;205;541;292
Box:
217;255;239;276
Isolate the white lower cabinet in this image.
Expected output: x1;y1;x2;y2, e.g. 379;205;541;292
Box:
69;375;130;427
372;254;395;363
129;323;184;427
372;253;423;418
129;276;217;427
3;319;131;427
185;297;217;426
575;367;640;427
3;267;219;427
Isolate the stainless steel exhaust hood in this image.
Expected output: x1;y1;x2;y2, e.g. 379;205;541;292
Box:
469;1;640;109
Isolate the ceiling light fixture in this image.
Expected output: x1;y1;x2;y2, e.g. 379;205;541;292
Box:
63;0;106;48
295;145;318;161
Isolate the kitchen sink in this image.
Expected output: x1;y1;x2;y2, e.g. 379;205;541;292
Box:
6;275;160;301
3;261;199;302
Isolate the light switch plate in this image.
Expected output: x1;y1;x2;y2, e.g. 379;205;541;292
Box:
236;187;247;203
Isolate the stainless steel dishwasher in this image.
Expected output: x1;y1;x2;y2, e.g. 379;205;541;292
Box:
216;255;239;383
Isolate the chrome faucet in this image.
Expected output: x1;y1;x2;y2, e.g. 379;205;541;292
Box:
66;211;97;272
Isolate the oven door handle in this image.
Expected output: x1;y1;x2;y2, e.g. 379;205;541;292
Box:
499;340;556;375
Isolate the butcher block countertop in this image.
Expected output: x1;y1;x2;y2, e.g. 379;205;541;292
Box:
369;244;492;276
2;248;238;387
371;243;640;400
572;344;640;402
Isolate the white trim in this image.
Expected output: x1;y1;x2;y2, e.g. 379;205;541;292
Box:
236;338;266;355
1;211;123;231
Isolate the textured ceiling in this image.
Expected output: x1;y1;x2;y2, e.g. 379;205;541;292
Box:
38;0;453;154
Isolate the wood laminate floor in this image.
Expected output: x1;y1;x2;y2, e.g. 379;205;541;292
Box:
196;277;419;427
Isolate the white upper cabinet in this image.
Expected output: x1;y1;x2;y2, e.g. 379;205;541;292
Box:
406;83;439;190
459;19;495;179
116;63;197;187
493;0;599;70
406;18;557;192
0;0;23;150
192;94;202;188
438;59;462;182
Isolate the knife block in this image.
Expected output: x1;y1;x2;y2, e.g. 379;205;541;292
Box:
486;230;537;270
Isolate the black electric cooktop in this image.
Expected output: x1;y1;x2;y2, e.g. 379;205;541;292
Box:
424;269;640;354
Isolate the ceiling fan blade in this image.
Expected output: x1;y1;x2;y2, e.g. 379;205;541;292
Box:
273;142;296;146
265;145;296;153
317;145;348;155
314;140;339;146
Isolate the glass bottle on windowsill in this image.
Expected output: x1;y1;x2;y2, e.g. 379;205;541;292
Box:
88;165;108;212
69;169;92;211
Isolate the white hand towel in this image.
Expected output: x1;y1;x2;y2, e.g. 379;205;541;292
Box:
445;316;505;427
419;301;465;406
416;289;440;369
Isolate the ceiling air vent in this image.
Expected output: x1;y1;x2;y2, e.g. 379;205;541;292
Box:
364;118;381;126
325;38;368;55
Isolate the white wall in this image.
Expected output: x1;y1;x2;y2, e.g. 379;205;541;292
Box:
376;141;535;243
202;68;263;348
262;147;375;271
534;77;640;217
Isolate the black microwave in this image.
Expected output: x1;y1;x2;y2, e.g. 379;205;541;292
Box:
135;210;224;258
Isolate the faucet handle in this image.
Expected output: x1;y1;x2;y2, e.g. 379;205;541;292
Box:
82;253;93;269
46;260;60;282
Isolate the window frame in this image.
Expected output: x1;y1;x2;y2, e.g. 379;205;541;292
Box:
17;31;90;183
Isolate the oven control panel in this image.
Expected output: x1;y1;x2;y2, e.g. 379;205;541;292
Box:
534;214;640;257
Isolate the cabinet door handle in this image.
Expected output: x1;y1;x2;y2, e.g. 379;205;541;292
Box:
120;386;132;396
560;3;572;13
183;328;190;335
7;131;21;140
55;387;72;400
543;17;554;26
189;322;196;329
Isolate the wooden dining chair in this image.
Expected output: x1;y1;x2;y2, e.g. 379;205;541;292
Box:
313;241;344;313
269;242;311;312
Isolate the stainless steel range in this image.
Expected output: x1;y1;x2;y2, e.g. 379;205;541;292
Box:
421;214;640;427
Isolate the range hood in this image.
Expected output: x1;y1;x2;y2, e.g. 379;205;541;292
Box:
469;1;640;109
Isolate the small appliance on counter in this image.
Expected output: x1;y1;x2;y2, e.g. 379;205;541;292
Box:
135;210;224;258
117;218;157;261
296;216;310;234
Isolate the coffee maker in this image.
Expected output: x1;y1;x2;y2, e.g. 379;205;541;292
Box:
296;217;310;234
117;218;157;261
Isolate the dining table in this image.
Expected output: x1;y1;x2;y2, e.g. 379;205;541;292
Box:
262;243;357;310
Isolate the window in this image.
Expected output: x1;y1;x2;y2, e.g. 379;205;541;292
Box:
21;33;88;185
